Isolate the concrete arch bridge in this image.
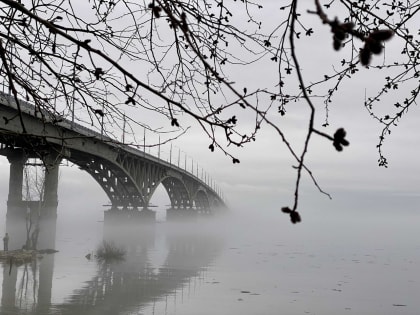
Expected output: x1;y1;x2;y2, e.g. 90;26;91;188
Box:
0;92;225;223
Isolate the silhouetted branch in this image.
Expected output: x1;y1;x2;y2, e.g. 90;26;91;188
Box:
0;0;417;222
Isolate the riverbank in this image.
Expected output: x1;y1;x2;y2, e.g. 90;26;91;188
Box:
0;249;58;264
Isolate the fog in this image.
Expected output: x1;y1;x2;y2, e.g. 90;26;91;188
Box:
0;0;419;313
0;170;418;315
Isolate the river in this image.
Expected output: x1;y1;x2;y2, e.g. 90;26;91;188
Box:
0;203;419;315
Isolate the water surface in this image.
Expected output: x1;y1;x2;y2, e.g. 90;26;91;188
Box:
0;206;419;315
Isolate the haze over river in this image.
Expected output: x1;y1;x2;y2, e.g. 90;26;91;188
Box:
0;201;419;315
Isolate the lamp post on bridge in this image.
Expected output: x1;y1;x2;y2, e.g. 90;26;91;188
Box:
158;135;161;159
100;103;105;140
143;127;146;157
71;90;75;130
122;113;126;144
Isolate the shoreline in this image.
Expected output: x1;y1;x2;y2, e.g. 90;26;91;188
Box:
0;249;58;264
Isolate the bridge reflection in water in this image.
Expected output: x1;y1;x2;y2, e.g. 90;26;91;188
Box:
0;215;224;315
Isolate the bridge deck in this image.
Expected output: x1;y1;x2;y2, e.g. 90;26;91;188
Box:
0;91;225;210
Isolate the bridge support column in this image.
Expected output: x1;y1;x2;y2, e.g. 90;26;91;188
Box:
5;150;61;250
5;149;27;249
166;208;197;221
104;207;156;226
42;153;61;215
7;149;25;205
38;152;62;250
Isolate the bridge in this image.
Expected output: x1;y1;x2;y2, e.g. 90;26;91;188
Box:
0;91;225;230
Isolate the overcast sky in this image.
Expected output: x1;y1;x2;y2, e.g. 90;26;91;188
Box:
0;1;418;227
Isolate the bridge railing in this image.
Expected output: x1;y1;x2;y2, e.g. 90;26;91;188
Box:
0;91;224;199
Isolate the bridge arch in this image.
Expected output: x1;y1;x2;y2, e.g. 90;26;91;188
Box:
0;93;226;216
67;150;146;209
160;176;192;209
193;189;210;212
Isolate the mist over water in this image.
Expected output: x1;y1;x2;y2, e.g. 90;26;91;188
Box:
0;200;419;315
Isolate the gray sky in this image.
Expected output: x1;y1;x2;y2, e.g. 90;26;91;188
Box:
0;1;418;226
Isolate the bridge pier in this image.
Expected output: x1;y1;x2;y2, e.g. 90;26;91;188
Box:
104;207;156;226
4;148;60;250
166;208;197;221
43;153;61;215
5;149;28;249
37;153;62;250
